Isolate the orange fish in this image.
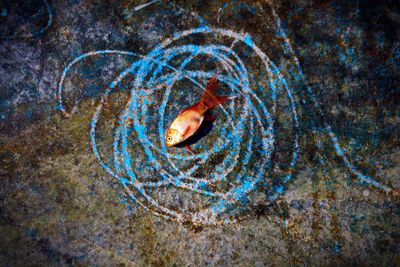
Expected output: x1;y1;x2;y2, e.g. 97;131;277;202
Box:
165;72;235;152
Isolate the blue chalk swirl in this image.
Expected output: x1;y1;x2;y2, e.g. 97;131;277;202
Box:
57;27;294;225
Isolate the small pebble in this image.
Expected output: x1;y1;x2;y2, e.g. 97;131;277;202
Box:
363;189;370;197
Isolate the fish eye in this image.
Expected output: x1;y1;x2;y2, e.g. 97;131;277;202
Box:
167;136;172;142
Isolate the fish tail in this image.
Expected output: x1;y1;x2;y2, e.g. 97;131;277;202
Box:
200;71;234;110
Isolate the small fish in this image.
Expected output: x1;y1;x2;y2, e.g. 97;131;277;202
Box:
165;72;235;153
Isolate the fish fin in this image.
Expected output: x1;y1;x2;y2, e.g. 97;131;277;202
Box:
185;145;194;154
200;71;219;109
183;125;191;138
200;71;236;109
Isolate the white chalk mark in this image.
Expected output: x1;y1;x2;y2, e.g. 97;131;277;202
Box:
134;0;160;12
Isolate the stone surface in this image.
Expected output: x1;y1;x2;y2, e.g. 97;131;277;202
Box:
1;0;399;266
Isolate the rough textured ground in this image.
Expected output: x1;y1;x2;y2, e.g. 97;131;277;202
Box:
1;0;399;266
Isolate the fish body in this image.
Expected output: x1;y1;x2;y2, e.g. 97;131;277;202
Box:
165;72;234;150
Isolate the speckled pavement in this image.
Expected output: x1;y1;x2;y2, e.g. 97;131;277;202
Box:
1;0;399;266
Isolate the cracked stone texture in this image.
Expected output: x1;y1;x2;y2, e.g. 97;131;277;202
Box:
1;0;400;266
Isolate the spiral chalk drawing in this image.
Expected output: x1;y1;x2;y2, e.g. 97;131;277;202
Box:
56;8;391;226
